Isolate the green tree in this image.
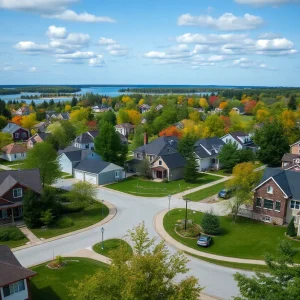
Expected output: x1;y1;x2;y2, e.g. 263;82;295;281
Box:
184;154;198;183
71;97;78;107
178;134;197;158
36;111;46;121
0;116;7;130
23;190;42;228
70;223;202;300
253;120;289;167
218;142;240;173
131;125;145;149
286;217;296;237
0;132;13;149
288;95;297;111
201;211;221;235
23;142;61;187
234;240;300;300
68;181;97;204
40;209;54;226
94;121;128;166
97;110;116;126
137;159;151;178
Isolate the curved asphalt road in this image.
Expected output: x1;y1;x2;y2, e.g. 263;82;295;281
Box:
14;180;252;300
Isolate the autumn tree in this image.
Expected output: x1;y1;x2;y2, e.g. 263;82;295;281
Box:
70;107;89;123
117;109;130;124
219;101;228;110
159;126;182;138
189;111;201;123
138;99;145;105
21;113;37;130
199;98;209;109
202;115;225;138
11;116;22;126
70;223;202;300
187;98;195;107
255;109;270;123
127;109;141;125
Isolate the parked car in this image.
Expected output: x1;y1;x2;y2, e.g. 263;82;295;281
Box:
197;235;212;247
218;189;233;199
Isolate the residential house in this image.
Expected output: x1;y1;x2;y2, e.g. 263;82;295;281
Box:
141;117;147;124
281;140;300;169
118;132;128;144
221;131;257;151
92;105;114;113
139;104;150;114
0;169;42;225
57;145;79;155
46;112;70;121
74;160;125;185
231;106;245;115
58;149;101;174
2;123;29;141
114;123;135;137
14;106;30;116
252;168;300;231
194;137;225;171
73;131;98;150
1;143;27;162
0;245;36;300
33;121;48;133
194;108;204;113
27;133;51;149
155;104;164;111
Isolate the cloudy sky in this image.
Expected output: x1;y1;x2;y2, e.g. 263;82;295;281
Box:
0;0;299;86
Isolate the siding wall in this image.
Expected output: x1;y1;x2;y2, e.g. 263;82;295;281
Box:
98;168;125;185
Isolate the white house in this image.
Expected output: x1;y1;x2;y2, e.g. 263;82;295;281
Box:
0;245;36;300
139;104;150;113
1;143;27;162
221;131;257;151
73;131;98;150
114;123;135;137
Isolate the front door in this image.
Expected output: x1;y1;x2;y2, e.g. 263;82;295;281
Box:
157;171;162;179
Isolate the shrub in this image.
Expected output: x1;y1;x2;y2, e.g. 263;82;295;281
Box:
200;211;221;235
40;209;54;226
177;222;201;237
56;217;74;228
56;255;63;265
0;227;25;241
287;217;297;237
60;202;86;214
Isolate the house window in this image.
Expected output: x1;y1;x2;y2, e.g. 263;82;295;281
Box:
262;216;272;223
275;201;281;212
0;209;8;219
14;154;17;159
13;188;22;198
85;144;89;149
115;171;119;178
290;200;300;210
267;186;273;194
21;132;27;138
21;153;25;157
3;280;25;297
256;197;262;207
159;160;162;166
263;199;274;210
15;133;20;139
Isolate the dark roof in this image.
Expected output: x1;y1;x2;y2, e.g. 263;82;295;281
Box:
194;137;225;158
282;153;300;163
62;150;93;162
74;132;94;144
57;146;79;155
257;167;300;199
0;245;36;287
89;130;99;138
227;131;256;147
135;136;179;156
160;152;186;169
0;169;43;197
74;160;111;174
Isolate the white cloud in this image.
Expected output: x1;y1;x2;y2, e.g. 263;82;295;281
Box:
208;55;225;62
97;38;129;56
56;51;97;59
144;51;192;59
176;33;247;44
170;44;190;52
51;10;115;23
29;67;37;72
15;41;49;52
235;0;300;5
178;13;263;31
258;32;282;39
89;55;105;67
98;38;117;45
255;38;297;55
46;25;67;39
231;57;275;69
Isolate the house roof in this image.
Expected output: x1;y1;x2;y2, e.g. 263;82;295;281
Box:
194;137;225;159
281;153;300;163
2;123;22;134
28;133;51;145
232;106;245;113
0;245;36;287
74;132;94;144
63;150;92;162
74;160;112;174
0;169;43;197
256;167;300;199
135;136;179;156
140;104;150;109
223;131;255;147
158;152;186;170
290;140;300;147
115;123;135;129
57;146;79;155
33;122;48;128
2;143;28;154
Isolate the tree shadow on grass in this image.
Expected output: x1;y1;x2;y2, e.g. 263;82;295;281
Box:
31;284;62;300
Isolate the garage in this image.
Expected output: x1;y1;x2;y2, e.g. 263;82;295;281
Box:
84;173;97;185
74;170;84;181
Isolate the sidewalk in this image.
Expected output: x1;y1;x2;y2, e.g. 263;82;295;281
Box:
19;226;41;244
154;209;266;266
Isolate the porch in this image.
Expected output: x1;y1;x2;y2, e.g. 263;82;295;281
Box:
151;166;168;181
0;204;23;226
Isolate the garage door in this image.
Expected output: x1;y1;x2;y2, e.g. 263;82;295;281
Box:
85;173;97;185
74;170;84;181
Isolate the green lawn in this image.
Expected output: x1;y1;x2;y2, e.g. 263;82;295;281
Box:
0;226;29;248
0;160;25;167
185;181;228;202
93;238;133;258
164;209;300;261
209;169;231;177
107;174;221;197
9;162;25;170
31;202;109;239
0;238;29;248
240;115;253;125
30;258;108;300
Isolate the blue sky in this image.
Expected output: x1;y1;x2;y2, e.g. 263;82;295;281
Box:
0;0;299;86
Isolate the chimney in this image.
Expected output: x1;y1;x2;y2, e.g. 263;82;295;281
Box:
144;133;148;145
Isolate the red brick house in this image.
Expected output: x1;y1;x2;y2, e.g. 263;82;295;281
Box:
0;245;36;300
0;169;43;226
253;167;300;226
2;123;30;142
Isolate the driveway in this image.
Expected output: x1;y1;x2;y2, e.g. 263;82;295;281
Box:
14;179;249;300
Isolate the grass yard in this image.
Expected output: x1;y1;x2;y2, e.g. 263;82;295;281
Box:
9;162;25;170
240;115;253;125
0;226;29;248
209;169;231;177
0;159;21;166
31;258;108;300
185;181;228;202
0;238;29;248
107;174;221;197
93;238;133;258
31;202;109;239
164;209;300;261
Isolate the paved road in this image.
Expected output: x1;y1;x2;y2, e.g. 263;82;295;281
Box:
14;179;251;300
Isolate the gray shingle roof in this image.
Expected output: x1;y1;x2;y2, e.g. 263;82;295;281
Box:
281;153;300;163
74;132;94;144
194;137;225;158
160;152;186;169
57;146;79;155
2;123;22;134
63;150;92;162
227;131;256;147
74;160;111;174
135;136;179;156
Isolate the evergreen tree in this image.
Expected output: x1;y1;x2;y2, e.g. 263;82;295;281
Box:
218;142;240;173
287;217;296;237
184;154;198;183
131;125;145;149
94;121;128;166
71;97;78;107
23;190;42;228
201;211;221;235
288;95;297;111
178;134;197;158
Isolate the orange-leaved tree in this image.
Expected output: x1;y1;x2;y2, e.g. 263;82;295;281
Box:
159;126;182;138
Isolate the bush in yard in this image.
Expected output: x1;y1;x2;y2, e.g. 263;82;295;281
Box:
56;217;74;228
0;227;25;241
40;209;54;226
287;217;297;237
60;202;86;214
23;190;43;228
200;211;221;235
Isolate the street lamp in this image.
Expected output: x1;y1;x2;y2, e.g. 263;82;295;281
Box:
101;227;105;250
183;198;190;231
101;199;104;216
168;194;171;213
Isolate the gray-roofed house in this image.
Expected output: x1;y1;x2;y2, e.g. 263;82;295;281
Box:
2;123;30;142
0;169;42;226
114;123;135;137
33;121;48;133
221;131;257;151
58;149;101;175
73;130;99;150
74;160;125;185
0;245;36;299
139;104;151;113
194;137;225;171
46;112;70;121
231;106;245;115
253;167;300;230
